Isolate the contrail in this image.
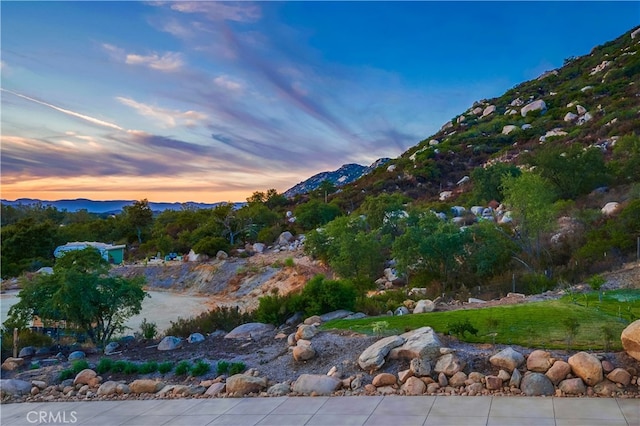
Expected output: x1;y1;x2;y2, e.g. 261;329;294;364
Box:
1;88;124;131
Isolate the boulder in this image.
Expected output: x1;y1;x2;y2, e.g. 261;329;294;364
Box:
509;369;522;388
216;250;228;260
489;347;524;372
158;336;182;351
292;374;341;395
564;112;578;122
568;352;603;386
388;327;442;361
601;202;621;216
225;323;275;340
394;306;410;316
621;319;640;361
526;350;554;373
520;372;554;396
358;335;405;372
594;379;619;396
448;371;467;387
205;383;226;396
18;346;36;358
0;379;32;396
434;353;465;377
413;299;435;314
293;340;316;362
225;374;267;395
559;378;587;395
188;333;205;344
546;360;571;385
521;99;546;117
74;369;97;386
267;382;290;396
502;125;518;135
485;375;503;391
372;373;397;387
116;383;130;394
319;310;353;322
129;379;164;394
277;231;294;246
104;342;119;355
576;105;587;115
97;381;119;396
401;376;426;395
68;351;86;361
606;368;631;386
1;357;24;371
252;243;265;253
296;324;318;341
409;358;431;377
481;105;496;118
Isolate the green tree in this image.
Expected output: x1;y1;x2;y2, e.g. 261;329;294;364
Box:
501;172;558;271
1;218;59;278
357;193;410;231
294;199;342;229
610;134;640;183
470;163;521;204
6;248;147;345
122;199;153;244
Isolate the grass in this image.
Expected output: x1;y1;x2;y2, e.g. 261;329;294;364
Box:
323;289;639;351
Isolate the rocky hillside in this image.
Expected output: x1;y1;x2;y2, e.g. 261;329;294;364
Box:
328;26;640;206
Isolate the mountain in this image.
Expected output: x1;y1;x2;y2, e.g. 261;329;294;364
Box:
284;158;390;198
0;198;235;214
327;26;640;207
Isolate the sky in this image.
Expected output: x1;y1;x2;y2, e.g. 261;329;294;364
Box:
1;1;639;203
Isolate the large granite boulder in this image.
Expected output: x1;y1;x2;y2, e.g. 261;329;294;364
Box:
358;335;405;372
413;299;435;313
489;347;524;372
520;372;554;396
158;336;182;351
621;319;640;361
526;350;554;373
521;99;547;117
292;374;341;395
568;352;603;386
129;379;164;394
434;353;466;377
225;374;267;395
225;323;275;340
0;379;32;396
388;327;442;361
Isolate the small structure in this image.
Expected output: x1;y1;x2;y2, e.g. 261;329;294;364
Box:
54;242;126;264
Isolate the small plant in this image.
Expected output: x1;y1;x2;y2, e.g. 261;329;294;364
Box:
601;325;615;351
447;318;478;338
587;275;606;302
139;318;158;340
229;362;246;375
284;257;295;268
123;361;139;375
96;358;113;374
190;360;211;376
138;361;158;374
563;317;581;350
111;360;128;373
71;360;90;374
216;360;230;375
158;361;173;374
371;321;389;337
58;369;74;381
486;316;500;345
175;360;191;376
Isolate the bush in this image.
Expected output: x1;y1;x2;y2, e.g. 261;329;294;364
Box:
520;273;556;294
165;306;255;337
71;360;89;374
1;329;54;360
139;318;158;340
59;369;74;381
96;358;113;374
158;361;173;374
111;360;128;373
255;290;300;326
190;360;211;376
138;361;158;374
216;360;230;375
192;237;230;257
229;362;246;375
123;362;139;375
296;275;357;317
175;361;191;376
447;318;478;338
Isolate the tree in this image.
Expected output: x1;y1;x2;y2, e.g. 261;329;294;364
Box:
6;248;147;346
501;172;558;271
610;134;640;183
294;199;342;229
357;193;410;231
1;218;59;278
122;199;153;244
470;163;521;204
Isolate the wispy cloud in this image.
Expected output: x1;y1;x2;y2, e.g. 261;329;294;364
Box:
103;43;184;72
168;2;261;23
1;89;124;131
116;97;207;128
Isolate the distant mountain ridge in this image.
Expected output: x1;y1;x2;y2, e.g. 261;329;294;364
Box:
283;158;390;198
0;198;230;214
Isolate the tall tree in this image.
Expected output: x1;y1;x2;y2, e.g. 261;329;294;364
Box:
122;199;153;244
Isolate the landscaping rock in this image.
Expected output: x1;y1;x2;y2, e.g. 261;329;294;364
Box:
226;374;267;395
434;353;465;376
594;379;619;396
68;351;86;361
621;319;640;361
509;369;522;388
409;358;431;377
267;382;290;396
372;373;397;387
568;352;603;386
358;335;405;372
388;327;442;361
559;378;587;395
296;324;318;341
293;340;316;361
225;323;275;340
18;346;36;358
104;342;119;355
73;369;97;386
97;381;118;396
520;372;554;396
292;374;341;395
1;357;24;371
413;299;435;313
319;310;353;322
401;376;426;395
449;371;467;387
546;360;571;385
0;379;32;396
394;306;410;316
606;368;631;386
486;375;503;390
158;336;182;351
116;384;130;394
188;333;205;344
129;379;164;394
527;350;554;373
490;347;524;372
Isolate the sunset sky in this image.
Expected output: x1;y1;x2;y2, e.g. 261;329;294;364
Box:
2;1;638;203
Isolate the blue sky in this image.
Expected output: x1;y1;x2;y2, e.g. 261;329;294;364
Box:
1;1;638;203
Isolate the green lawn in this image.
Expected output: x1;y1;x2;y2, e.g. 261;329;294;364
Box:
323;289;640;351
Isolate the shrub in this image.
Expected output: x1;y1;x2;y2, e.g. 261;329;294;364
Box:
158;361;173;374
520;273;556;294
296;275;357;317
563;317;580;350
71;360;89;374
96;358;113;374
229;362;246;375
216;360;230;375
284;257;295;268
138;361;158;374
175;361;191;376
139;318;158;340
190;360;211;376
165;306;255;337
58;369;74;381
447;318;478;338
255;290;299;326
123;362;139;375
192;236;230;257
111;360;128;373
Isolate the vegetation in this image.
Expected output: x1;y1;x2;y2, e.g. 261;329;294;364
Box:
324;289;639;351
165;306;254;337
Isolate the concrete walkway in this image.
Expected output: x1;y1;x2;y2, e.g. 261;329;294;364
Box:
1;396;638;426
